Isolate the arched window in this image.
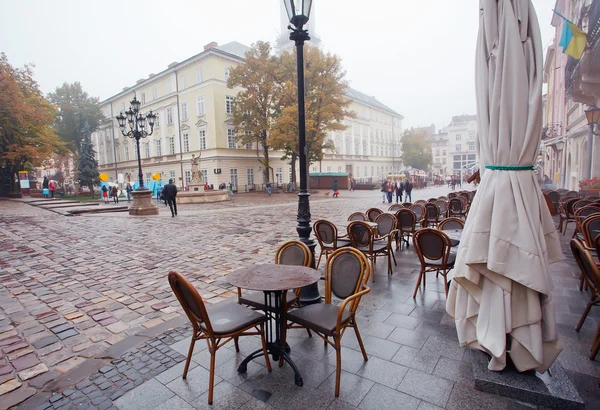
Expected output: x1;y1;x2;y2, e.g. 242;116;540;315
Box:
354;139;360;155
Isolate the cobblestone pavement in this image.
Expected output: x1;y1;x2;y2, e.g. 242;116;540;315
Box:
1;185;599;409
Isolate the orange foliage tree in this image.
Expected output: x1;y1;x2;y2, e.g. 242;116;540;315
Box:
0;53;64;196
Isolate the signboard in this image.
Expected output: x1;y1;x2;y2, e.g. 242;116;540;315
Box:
18;171;30;196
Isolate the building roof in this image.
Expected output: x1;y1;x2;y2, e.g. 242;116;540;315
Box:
451;115;477;124
309;172;349;177
345;87;403;118
216;42;251;59
426;132;448;142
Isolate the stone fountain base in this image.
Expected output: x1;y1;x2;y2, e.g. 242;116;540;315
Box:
129;189;159;216
177;184;229;204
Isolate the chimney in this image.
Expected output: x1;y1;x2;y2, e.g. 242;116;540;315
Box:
148;73;155;78
204;41;218;50
136;78;145;84
167;62;178;69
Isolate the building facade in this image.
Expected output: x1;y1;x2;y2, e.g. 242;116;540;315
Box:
542;0;600;190
93;41;403;190
427;130;449;177
441;115;478;180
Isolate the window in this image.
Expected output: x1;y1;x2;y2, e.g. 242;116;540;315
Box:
230;168;238;187
468;142;475;151
275;168;282;184
312;166;318;172
167;108;173;124
326;166;331;172
183;133;189;152
337;166;342;172
456;144;462;152
144;142;150;158
169;170;176;180
469;132;475;140
197;96;205;115
124;145;129;161
154;113;160;128
121;103;125;113
196;68;203;84
185;171;191;185
180;75;185;90
442;150;446;156
354;140;360;155
141;93;146;104
363;141;367;155
168;137;175;154
227;129;236;148
226;96;234;114
224;68;230;81
456;134;462;141
134;146;138;160
155;140;162;156
152;87;157;100
145;172;152;184
245;142;252;150
247;169;254;186
181;102;188;120
357;168;360;177
199;129;206;150
436;149;440;156
201;169;207;183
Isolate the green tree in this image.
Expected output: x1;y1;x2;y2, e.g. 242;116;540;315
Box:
48;82;105;153
0;53;64;196
400;128;433;171
227;41;281;184
270;46;352;186
77;123;99;197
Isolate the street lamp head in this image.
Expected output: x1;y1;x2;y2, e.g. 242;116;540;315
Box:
283;0;312;28
130;96;141;113
126;109;135;124
146;111;156;128
116;113;127;129
585;105;600;126
137;114;146;129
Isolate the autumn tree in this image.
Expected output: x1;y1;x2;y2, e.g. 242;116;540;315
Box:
270;46;351;186
0;53;64;196
227;41;281;184
400;128;432;171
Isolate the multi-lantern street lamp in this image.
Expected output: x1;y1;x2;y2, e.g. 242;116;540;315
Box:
283;0;320;304
116;96;157;190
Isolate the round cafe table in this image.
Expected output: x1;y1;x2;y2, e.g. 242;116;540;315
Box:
227;264;320;386
445;229;463;247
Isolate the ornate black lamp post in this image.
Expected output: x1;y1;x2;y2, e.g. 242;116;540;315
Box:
116;96;159;215
284;0;320;304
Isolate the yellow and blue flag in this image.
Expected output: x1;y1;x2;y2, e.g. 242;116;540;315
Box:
555;10;587;60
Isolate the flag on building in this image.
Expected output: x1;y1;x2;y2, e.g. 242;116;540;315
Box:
554;10;587;59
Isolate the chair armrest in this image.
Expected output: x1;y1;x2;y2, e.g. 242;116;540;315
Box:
336;285;371;332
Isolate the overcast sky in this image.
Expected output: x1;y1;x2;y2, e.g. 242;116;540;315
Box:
1;0;557;130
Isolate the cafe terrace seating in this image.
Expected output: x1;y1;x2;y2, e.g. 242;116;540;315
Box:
287;248;371;397
313;219;351;268
348;220;392;281
366;207;383;222
347;212;368;221
168;271;271;405
438;217;465;247
413;228;455;298
395;209;419;250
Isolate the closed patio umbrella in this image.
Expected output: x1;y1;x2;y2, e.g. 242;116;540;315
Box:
446;0;563;372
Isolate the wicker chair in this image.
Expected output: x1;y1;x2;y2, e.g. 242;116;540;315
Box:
424;203;442;228
395;209;418;249
409;203;425;226
287;248;370;397
402;202;413;207
348;221;391;281
366;208;383;222
435;200;448;218
559;198;579;234
547;191;560;214
573;207;600;241
388;204;404;212
566;190;580;198
414;199;427;205
448;197;466;219
375;213;398;269
348;212;368;222
438;217;465;247
314;220;351;268
569;240;600;360
169;271;271;404
413;229;455;297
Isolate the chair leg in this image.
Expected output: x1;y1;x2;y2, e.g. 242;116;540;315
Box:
443;273;449;297
387;251;392;275
576;297;595;332
370;257;375;282
324;336;328;347
579;273;585;291
334;337;342;397
259;322;272;372
306;328;312;338
316;250;324;269
182;335;196;379
207;345;216;405
391;247;397;266
234;336;240;352
563;220;570;236
353;323;368;361
413;269;424;298
590;323;600;360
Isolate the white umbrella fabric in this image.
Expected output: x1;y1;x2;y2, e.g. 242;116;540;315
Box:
446;0;563;373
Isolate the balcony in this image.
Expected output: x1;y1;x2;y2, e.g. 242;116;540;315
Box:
566;0;600;104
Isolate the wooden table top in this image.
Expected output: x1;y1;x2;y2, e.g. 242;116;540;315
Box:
227;264;321;291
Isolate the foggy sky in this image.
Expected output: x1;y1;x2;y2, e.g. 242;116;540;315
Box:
0;0;557;130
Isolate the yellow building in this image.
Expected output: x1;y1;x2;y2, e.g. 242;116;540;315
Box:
94;41;403;190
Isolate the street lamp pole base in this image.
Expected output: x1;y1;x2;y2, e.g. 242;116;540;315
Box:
129;189;159;216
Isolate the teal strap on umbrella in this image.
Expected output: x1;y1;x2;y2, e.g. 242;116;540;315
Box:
485;165;535;171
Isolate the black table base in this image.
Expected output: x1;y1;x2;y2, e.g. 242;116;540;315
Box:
237;290;303;386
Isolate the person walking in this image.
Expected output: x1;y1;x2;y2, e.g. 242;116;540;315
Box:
266;182;272;196
48;180;56;198
386;180;394;203
228;182;234;197
42;176;49;191
101;184;109;204
395;179;403;203
125;183;133;202
332;180;339;198
380;180;387;203
162;179;178;217
405;180;413;202
111;185;119;204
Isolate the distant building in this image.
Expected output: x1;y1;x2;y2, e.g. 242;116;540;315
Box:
427;131;448;177
442;115;478;179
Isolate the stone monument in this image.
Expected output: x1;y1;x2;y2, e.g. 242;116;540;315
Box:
177;154;229;204
188;154;204;192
